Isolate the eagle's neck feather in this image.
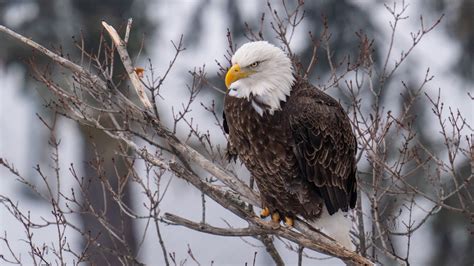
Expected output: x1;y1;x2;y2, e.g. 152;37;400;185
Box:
232;74;294;115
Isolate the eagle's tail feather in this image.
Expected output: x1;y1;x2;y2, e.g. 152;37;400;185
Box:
310;207;354;250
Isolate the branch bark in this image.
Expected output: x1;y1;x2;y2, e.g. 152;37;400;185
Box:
101;21;152;109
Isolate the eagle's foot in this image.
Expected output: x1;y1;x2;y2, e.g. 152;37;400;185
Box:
260;209;292;228
284;216;294;227
260;207;270;218
262;212;280;229
271;212;280;223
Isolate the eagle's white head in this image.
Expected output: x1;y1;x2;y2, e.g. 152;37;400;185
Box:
225;41;295;115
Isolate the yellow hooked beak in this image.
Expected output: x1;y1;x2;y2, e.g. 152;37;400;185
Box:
225;64;253;89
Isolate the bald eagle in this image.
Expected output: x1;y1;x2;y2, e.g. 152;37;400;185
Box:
223;41;357;246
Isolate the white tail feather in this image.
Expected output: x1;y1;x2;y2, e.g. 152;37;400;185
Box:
310;207;354;250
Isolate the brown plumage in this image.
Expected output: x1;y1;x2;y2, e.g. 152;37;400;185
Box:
223;77;357;220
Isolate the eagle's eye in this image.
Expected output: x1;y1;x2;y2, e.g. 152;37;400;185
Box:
249;61;260;68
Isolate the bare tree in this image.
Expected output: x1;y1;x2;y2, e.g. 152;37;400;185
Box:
0;1;472;265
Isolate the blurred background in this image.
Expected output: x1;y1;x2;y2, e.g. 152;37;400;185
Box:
1;0;472;265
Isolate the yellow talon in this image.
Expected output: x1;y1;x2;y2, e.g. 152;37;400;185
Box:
260;207;270;218
271;212;281;223
284;216;294;227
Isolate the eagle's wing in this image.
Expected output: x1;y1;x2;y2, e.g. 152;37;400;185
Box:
288;88;357;215
223;111;229;134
